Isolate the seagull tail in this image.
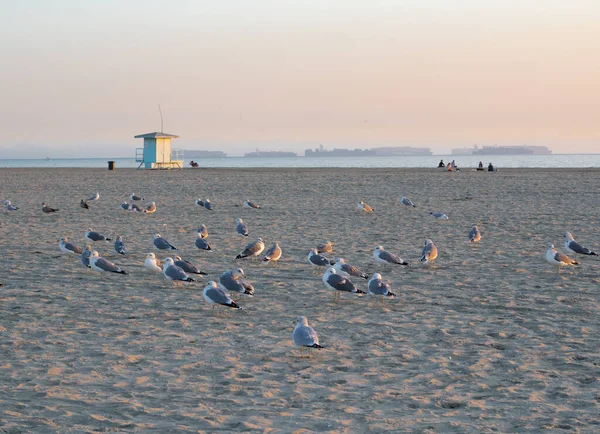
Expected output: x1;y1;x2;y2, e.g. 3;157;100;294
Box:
309;343;323;349
185;277;195;282
591;251;598;256
356;289;366;294
228;301;242;309
105;238;112;242
117;270;127;275
386;292;396;299
262;257;270;262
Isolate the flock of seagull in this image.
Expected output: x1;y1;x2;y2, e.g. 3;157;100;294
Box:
3;190;598;356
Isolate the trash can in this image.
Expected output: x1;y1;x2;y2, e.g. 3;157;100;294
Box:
108;161;115;170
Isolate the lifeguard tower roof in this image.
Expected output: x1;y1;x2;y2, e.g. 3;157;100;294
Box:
134;132;180;139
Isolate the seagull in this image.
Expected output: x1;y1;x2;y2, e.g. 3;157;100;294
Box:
236;218;249;237
144;253;162;272
174;256;207;275
85;228;111;242
316;240;334;254
195;233;213;251
120;201;129;210
401;197;416;207
204;199;213;211
332;258;369;279
564;232;597;256
86;192;100;202
80;245;93;268
308;249;333;273
293;316;323;357
197;224;208;239
144;202;157;214
163;257;195;283
154;233;177;250
243;199;261;209
4;200;19;211
357;200;374;212
546;243;579;273
373;246;408;266
130;193;145;201
59;237;83;254
235;238;264;260
89;251;127;274
469;226;481;243
80;199;89;209
322;267;365;302
42;202;59;213
420;239;438;264
219;268;254;297
129;203;144;212
203;281;242;310
368;273;396;305
195;198;205;207
262;241;282;263
430;211;449;220
114;235;126;254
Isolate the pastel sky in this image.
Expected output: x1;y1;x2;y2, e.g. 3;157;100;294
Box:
1;0;599;157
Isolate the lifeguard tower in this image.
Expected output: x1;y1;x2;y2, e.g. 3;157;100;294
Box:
134;131;183;169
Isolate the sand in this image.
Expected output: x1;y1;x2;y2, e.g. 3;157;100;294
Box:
0;167;599;433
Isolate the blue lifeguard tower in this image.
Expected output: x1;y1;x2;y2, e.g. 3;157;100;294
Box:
134;131;183;169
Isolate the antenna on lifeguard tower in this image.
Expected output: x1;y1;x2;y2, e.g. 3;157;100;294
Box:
158;104;164;133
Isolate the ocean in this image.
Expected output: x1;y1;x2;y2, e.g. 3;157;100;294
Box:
1;154;600;169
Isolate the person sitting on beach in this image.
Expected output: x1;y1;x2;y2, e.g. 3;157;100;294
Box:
451;160;460;171
189;161;199;168
478;161;483;169
488;162;495;172
438;159;445;168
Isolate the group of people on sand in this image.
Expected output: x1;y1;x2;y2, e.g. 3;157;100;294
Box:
438;159;496;172
189;160;199;168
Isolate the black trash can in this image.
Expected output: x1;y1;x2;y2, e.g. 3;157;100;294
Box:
108;161;115;170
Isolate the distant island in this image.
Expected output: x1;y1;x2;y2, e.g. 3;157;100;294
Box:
305;145;432;157
452;145;552;156
183;150;227;158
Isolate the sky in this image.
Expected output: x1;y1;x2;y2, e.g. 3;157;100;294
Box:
1;0;599;157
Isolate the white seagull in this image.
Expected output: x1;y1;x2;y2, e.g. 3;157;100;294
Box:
293;316;323;357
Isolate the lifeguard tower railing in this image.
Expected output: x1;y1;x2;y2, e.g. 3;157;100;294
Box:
135;148;184;169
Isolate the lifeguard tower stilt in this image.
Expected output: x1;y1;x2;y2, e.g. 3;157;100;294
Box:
134;132;183;169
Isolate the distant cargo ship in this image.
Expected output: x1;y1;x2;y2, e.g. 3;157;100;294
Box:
244;150;297;158
305;145;376;157
452;145;552;156
183;150;227;158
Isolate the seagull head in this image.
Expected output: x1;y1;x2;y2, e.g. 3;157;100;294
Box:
564;232;574;240
164;257;174;266
91;251;99;258
296;316;309;327
153;234;161;239
236;218;243;223
147;253;156;259
371;273;382;280
547;243;555;249
174;256;182;261
233;267;246;278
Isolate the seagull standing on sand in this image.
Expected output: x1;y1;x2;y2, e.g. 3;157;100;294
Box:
401;197;416;207
235;238;264;260
203;281;242;310
368;273;396;305
204;199;214;210
357;200;374;212
163;257;195;283
130;193;144;201
89;251;127;274
236;218;249;237
420;239;438;264
42;202;59;213
430;211;449;220
546;243;579;273
322;267;365;302
86;192;100;202
144;202;157;214
564;232;597;256
59;237;83;254
114;235;126;254
85;229;112;243
80;199;89;209
174;256;207;275
244;199;261;209
219;268;254;297
262;241;282;263
308;249;333;273
195;233;213;251
373;246;408;266
4;200;19;211
333;258;369;279
197;224;208;239
469;226;481;243
293;316;323;357
120;201;129;210
195;198;205;207
80;245;93;268
144;253;162;272
154;234;177;250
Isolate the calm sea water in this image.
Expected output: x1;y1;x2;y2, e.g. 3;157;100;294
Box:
1;155;599;169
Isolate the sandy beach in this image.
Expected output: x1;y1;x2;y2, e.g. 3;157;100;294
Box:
1;167;599;432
